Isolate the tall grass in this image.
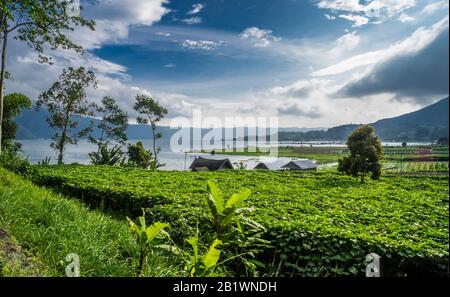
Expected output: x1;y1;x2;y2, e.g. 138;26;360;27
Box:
0;168;182;276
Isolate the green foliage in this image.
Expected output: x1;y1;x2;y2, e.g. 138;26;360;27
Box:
30;166;449;276
38;157;52;166
0;168;181;276
206;180;251;238
36;67;98;164
0;1;95;63
89;144;125;166
133;94;168;168
126;141;156;170
89;96;128;147
0;147;35;177
338;125;383;183
1;93;31;148
127;209;168;275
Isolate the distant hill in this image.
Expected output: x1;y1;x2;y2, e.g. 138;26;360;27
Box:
15;97;449;142
278;97;449;142
15;108;172;140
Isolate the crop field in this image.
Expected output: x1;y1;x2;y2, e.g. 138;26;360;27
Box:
29;165;449;276
204;146;348;164
384;161;449;173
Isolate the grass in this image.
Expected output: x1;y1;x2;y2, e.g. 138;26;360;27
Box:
0;167;183;277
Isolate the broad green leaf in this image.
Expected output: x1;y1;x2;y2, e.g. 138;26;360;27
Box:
186;236;199;262
145;222;168;244
207;180;224;213
225;188;251;209
202;239;222;269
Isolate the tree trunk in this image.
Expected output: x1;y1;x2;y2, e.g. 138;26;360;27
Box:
58;112;71;164
150;120;158;165
0;21;8;155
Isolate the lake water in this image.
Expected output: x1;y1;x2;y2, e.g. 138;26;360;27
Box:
18;139;432;170
18;139;294;170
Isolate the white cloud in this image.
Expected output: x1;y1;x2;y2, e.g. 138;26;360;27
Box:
181;40;223;50
85;0;170;26
324;14;336;20
156;32;171;37
187;3;205;15
69;0;170;50
240;27;281;47
181;17;202;25
339;14;369;27
333;31;360;52
312;16;449;76
398;13;415;23
420;1;449;16
164;63;176;68
317;0;416;26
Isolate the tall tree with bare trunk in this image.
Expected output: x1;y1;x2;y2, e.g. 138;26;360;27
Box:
0;0;95;154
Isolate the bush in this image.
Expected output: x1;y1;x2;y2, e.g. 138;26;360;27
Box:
0;148;36;177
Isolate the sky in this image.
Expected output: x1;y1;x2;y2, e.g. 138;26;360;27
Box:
6;0;450;128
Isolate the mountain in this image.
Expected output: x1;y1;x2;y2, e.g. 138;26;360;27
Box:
15;108;167;140
278;97;449;142
14;97;449;142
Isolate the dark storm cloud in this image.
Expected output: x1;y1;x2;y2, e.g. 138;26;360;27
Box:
277;104;322;118
338;28;449;103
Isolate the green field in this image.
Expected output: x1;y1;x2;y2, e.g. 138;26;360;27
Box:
25;165;449;276
384;161;449;173
203;146;347;164
0;167;183;277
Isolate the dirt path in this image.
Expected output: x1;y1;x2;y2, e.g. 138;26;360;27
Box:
0;228;45;276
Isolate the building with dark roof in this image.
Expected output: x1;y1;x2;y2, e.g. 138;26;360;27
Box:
281;160;318;171
189;157;234;172
254;160;287;171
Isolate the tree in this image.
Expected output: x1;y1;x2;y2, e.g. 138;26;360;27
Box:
90;96;128;147
127;141;154;169
37;67;98;164
133;94;168;168
1;92;31;151
0;0;95;154
338;125;383;183
89;144;125;166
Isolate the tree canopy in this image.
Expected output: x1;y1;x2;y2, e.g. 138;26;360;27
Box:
338;125;383;183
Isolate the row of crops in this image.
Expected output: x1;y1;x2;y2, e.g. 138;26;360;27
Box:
28;165;449;276
384;161;449;173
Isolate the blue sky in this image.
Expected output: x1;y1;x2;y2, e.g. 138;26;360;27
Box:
8;0;450;127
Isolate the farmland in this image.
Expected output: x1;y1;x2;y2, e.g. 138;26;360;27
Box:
26;165;449;276
203;146;348;165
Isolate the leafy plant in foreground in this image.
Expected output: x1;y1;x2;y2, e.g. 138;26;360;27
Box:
127;209;168;276
89;144;125;166
206;180;270;276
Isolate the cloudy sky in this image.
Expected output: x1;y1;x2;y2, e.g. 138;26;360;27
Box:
7;0;450;127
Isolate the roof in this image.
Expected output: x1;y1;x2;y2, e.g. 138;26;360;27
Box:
282;160;318;170
189;157;234;171
254;160;287;170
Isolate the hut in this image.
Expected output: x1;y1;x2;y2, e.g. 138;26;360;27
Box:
281;160;318;171
189;156;234;172
254;160;287;171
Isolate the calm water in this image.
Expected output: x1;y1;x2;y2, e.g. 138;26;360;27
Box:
19;139;293;170
19;139;432;170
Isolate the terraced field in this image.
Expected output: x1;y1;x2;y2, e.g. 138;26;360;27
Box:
28;165;449;276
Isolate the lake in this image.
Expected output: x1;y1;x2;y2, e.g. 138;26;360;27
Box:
18;139;432;170
18;139;294;170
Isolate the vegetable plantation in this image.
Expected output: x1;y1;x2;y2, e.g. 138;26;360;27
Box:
29;165;449;277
